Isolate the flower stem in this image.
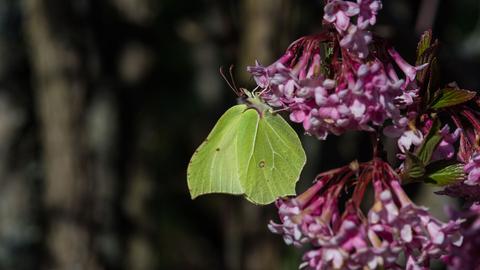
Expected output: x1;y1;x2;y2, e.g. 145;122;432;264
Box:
370;131;385;160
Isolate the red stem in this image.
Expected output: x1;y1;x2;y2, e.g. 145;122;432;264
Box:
462;109;480;131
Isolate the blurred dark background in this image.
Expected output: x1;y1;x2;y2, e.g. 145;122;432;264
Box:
0;0;478;269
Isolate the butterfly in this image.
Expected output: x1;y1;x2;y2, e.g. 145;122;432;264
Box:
187;67;306;205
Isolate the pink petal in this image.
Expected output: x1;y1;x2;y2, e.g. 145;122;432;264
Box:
290;110;306;123
350;99;366;118
345;2;360;16
401;224;413;242
466;167;480;185
427;222;445;245
335;12;350;31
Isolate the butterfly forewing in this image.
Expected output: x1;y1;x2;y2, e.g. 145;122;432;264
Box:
187;105;247;198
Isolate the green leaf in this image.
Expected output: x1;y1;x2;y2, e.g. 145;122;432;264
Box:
416;30;432;63
430;88;477;109
321;42;334;78
187;103;306;205
424;161;465;186
415;31;441;110
423;57;439;106
415;118;442;164
416;32;438;69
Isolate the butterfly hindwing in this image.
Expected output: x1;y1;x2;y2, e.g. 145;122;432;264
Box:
238;110;306;204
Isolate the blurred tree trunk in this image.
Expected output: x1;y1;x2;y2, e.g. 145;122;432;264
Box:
22;0;101;269
0;1;41;269
0;95;37;270
415;0;439;34
87;90;122;269
124;160;156;270
237;0;280;83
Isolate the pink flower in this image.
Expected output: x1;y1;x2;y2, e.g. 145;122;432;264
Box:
406;256;428;270
340;25;372;59
357;0;383;29
464;152;480;185
398;129;424;153
268;177;329;247
324;0;360;32
432;125;461;161
301;217;370;269
388;47;428;82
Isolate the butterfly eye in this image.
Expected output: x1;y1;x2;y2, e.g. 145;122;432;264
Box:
239;88;253;98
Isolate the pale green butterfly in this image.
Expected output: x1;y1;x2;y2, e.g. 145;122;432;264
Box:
187;70;306;205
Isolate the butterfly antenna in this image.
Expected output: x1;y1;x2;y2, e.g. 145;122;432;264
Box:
258;87;269;96
229;65;240;93
219;66;242;97
271;107;290;114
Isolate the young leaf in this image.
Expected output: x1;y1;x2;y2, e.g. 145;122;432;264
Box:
320;42;334;78
424;161;465;186
416;30;432;63
430;88;477;109
415;118;442;164
423;57;439;106
416;31;438;86
403;152;426;181
415;31;441;110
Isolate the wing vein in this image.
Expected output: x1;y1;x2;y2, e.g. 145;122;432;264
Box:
262;127;278;197
244;114;260;193
264;119;298;156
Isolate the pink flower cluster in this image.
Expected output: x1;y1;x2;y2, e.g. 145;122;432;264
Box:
244;1;480;269
324;0;381;58
443;203;480;270
247;0;426;140
268;161;462;270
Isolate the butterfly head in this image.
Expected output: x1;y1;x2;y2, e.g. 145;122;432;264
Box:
241;88;271;116
220;66;271;115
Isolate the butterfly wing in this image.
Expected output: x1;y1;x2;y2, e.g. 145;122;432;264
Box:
188;104;306;205
237;110;306;204
187;105;247;198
